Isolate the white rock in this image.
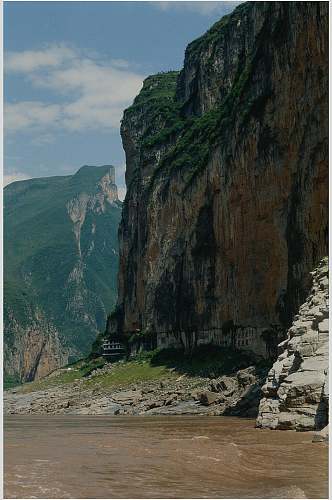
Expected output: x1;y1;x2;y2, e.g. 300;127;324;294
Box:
318;319;329;332
256;258;329;431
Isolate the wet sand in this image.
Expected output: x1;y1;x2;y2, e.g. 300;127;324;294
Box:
4;415;329;499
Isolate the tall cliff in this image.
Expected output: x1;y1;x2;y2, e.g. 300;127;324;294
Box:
4;165;122;385
110;1;328;358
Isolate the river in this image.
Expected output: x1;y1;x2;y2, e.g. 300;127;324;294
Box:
4;415;328;499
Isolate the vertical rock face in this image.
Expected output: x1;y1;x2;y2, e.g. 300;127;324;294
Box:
257;258;328;430
4;165;122;384
4;304;67;382
112;1;328;358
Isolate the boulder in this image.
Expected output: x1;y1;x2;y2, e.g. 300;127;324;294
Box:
111;390;142;404
210;376;237;395
199;391;220;406
312;425;329;443
318;319;329;333
237;367;257;386
146;401;163;410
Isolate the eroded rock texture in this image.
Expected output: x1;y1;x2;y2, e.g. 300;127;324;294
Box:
111;1;328;358
4;305;67;382
256;258;329;430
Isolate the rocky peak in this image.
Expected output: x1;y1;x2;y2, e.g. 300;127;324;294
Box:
176;2;255;116
121;72;179;186
70;164;118;203
177;2;327;118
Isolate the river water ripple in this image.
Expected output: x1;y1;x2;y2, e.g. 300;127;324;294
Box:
4;415;328;499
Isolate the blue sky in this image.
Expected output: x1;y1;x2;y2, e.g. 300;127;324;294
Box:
4;1;240;199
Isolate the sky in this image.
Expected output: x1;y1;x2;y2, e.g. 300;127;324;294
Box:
4;1;241;199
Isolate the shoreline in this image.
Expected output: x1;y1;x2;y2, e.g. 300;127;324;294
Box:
4;362;268;418
5;357;328;442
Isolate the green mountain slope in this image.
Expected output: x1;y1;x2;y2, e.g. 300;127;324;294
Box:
4;165;122;385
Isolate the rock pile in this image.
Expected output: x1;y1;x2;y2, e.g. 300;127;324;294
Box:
4;365;268;417
257;258;329;431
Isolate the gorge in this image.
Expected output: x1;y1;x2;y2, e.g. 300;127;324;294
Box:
4;1;329;434
4;3;329;498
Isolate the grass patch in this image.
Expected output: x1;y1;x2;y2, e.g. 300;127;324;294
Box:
85;361;171;390
17;357;107;394
18;371;81;394
3;374;21;390
15;356;172;394
13;344;270;395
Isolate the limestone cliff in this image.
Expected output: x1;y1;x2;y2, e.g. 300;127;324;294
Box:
4;165;122;385
257;258;328;430
4;302;67;383
110;1;328;358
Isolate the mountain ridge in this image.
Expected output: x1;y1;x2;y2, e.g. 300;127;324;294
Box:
4;164;122;385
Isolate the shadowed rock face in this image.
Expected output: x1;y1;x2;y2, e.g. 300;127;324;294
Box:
257;258;329;431
112;1;328;357
4;165;122;384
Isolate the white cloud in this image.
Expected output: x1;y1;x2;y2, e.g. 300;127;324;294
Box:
109;59;130;69
5;44;145;134
5;101;61;132
155;1;241;16
31;133;56;146
3;171;31;187
5;45;76;73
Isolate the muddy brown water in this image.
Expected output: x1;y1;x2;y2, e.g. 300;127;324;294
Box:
4;415;328;499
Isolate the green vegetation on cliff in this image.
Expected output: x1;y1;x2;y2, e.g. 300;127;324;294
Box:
124;71;183;152
123;2;275;193
184;2;251;60
127;71;179;114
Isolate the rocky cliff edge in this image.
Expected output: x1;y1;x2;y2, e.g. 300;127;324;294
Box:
257;258;329;431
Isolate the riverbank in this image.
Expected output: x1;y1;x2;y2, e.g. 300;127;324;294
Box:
4;348;269;417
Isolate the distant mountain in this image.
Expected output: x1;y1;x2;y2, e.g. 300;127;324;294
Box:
4;165;122;386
